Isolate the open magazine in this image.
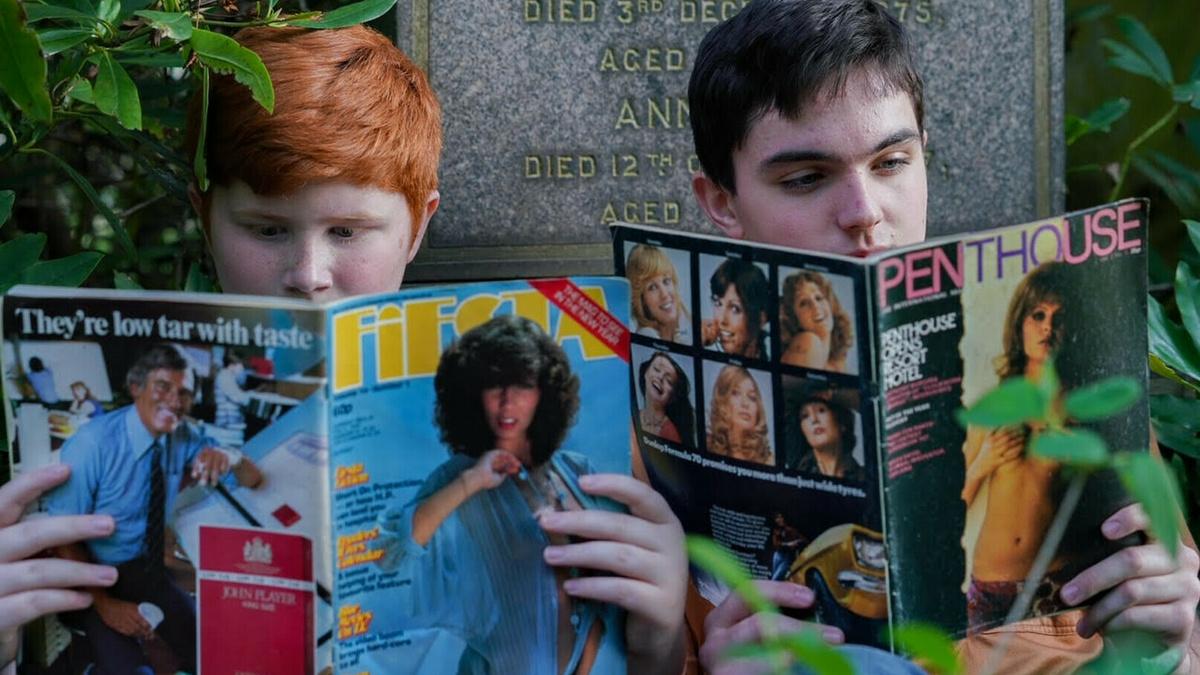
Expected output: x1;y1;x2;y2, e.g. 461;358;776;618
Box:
613;200;1149;646
2;277;631;674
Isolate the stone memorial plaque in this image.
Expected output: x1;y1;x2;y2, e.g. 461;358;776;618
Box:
396;0;1063;281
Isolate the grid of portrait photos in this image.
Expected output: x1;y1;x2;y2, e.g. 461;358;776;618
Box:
617;228;878;487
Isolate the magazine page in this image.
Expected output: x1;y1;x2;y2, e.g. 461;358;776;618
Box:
325;277;632;674
611;224;889;647
1;286;332;675
873;199;1149;638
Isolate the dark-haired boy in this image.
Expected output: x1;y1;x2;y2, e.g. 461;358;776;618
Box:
686;1;1200;673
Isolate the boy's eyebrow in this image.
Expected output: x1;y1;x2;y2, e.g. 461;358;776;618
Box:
758;129;922;170
229;209;389;224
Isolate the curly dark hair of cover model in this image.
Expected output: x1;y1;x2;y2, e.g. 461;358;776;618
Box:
710;258;770;357
434;315;580;465
638;351;697;445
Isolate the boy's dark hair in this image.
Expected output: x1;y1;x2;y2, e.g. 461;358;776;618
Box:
434;315;580;465
689;0;924;192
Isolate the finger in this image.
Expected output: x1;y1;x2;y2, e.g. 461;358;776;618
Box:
1076;571;1193;637
1062;543;1181;607
0;514;115;563
560;572;660;615
0;464;72;527
1080;599;1198;644
0;558;117;597
539;508;663;552
709;609;840;653
0;589;94;631
544;538;656;582
1101;503;1149;541
705;580;816;632
576;473;676;524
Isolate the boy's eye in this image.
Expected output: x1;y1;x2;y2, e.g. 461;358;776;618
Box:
876;155;911;173
781;171;823;190
251;224;284;238
331;227;355;239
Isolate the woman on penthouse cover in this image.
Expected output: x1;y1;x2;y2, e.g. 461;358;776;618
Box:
637;351;696;446
375;315;623;674
961;261;1076;634
627;244;692;344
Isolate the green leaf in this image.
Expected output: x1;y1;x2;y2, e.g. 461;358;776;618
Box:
1066;99;1131;145
1149;354;1198;393
26;148;134;254
133;9;192;39
1116;15;1174;86
1150;394;1200;428
1185;221;1200;263
1177;261;1200;347
0;0;54;123
1173;81;1200;109
22;3;101;24
113;271;142;289
183;263;214;293
1116;453;1181;559
1151;419;1200;459
0;190;14;225
1148;295;1200;386
686;536;773;614
91;51;142;130
1063;377;1142;421
285;0;396;28
0;233;48;292
888;623;961;675
36;27;94;55
1030;428;1110;468
772;631;854;675
18;252;102;287
1133;153;1200;215
956;379;1045;428
1103;39;1168;87
66;76;93;104
190;28;273;113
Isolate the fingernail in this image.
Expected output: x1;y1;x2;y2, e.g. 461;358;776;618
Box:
97;566;118;583
90;515;114;534
822;626;845;644
539;512;560;528
1060;584;1080;605
578;474;597;489
544;546;564;563
794;585;815;604
563;578;580;594
1102;519;1121;537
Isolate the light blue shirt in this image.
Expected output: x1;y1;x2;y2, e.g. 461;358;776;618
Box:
374;451;626;675
46;405;212;565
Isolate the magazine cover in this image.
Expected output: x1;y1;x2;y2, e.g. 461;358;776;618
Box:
326;277;633;675
876;200;1148;637
613;199;1149;646
1;288;331;674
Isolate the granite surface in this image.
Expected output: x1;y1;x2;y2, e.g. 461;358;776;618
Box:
393;0;1064;279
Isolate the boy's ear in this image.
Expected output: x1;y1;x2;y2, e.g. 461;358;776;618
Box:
406;189;439;263
692;171;744;239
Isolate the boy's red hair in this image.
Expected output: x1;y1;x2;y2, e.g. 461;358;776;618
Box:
185;25;442;229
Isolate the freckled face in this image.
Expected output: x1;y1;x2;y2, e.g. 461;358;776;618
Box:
800;401;840;448
204;180;435;302
794;281;833;337
644;356;678;407
481;382;540;456
727;375;761;433
642;273;680;327
1021;302;1062;367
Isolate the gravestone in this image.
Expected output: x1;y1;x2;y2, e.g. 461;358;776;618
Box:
395;0;1064;281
